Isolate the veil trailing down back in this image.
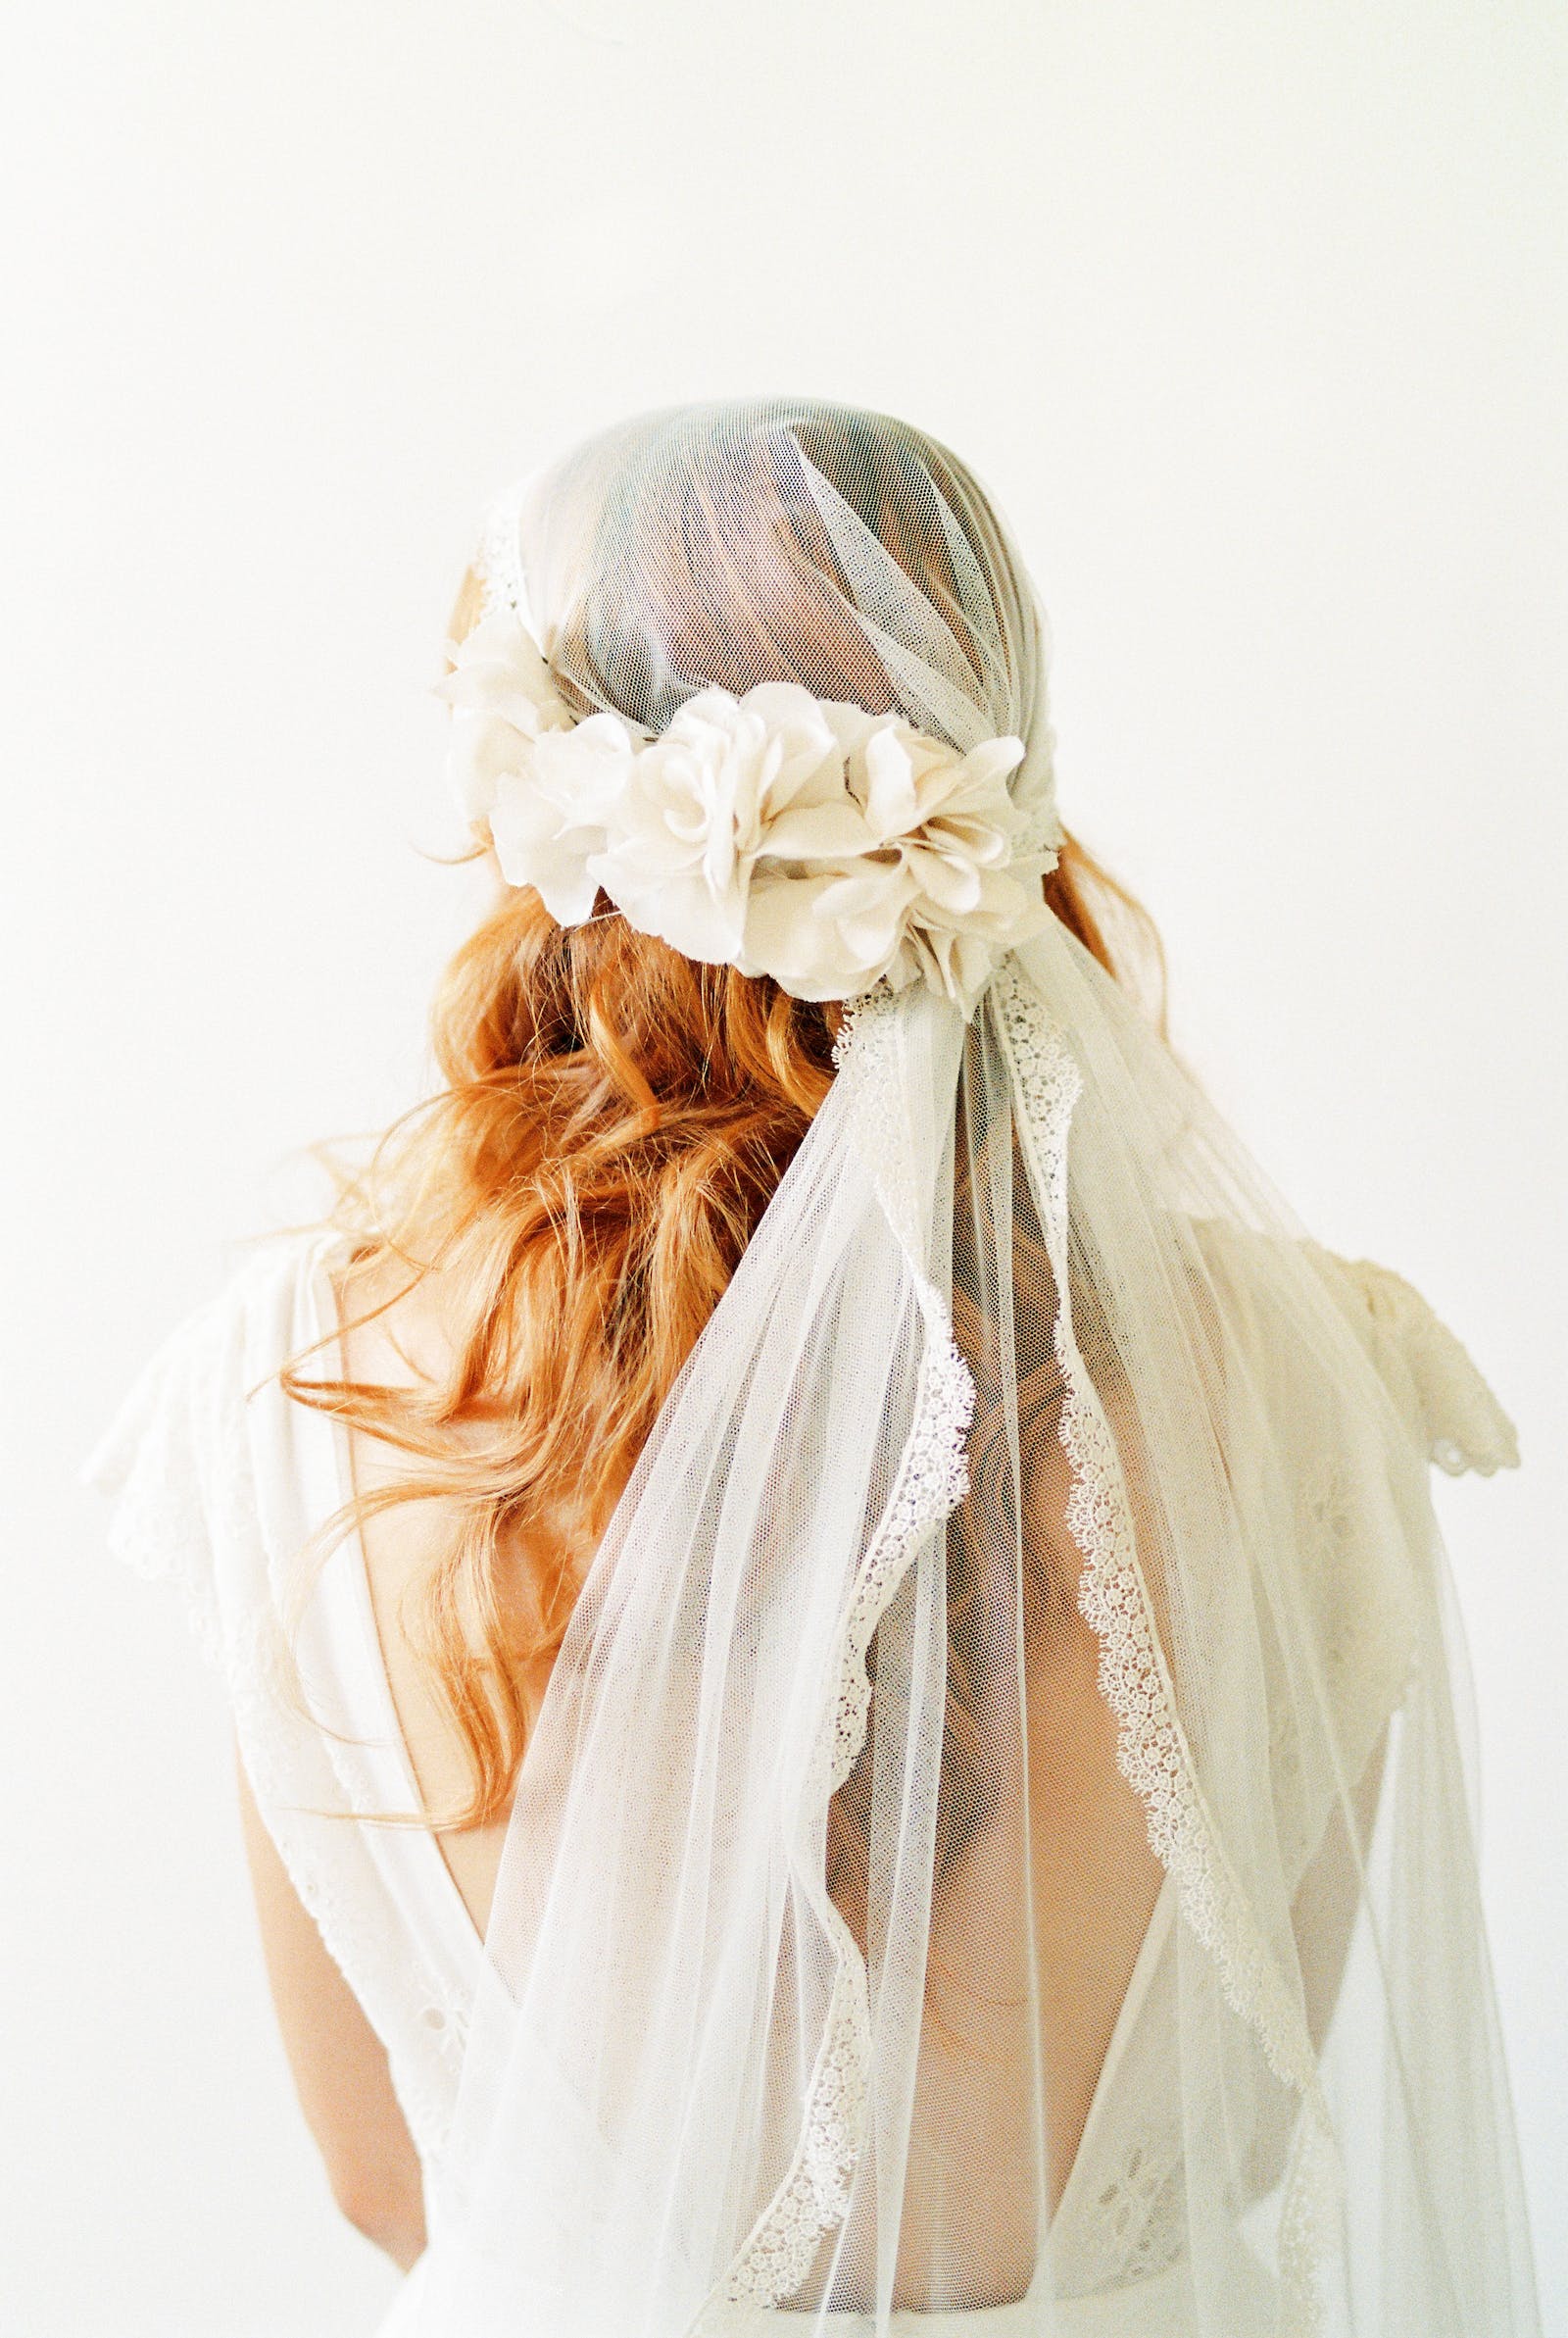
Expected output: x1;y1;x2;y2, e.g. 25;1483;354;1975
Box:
87;400;1539;2338
405;405;1538;2336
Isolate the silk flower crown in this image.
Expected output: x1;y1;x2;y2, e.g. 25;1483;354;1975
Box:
439;607;1064;1008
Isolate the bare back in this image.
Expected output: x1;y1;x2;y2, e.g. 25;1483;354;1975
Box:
336;1256;1165;2230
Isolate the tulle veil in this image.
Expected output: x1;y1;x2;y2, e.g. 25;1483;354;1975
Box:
408;402;1538;2338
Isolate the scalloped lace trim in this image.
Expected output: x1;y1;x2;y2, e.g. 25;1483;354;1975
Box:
474;477;532;625
695;986;976;2326
992;961;1337;2334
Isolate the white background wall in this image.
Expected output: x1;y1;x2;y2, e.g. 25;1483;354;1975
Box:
3;3;1563;2331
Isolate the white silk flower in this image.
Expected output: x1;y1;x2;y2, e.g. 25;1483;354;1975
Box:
438;617;1060;1005
437;608;579;825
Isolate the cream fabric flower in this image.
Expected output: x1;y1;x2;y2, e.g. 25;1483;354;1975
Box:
736;707;1053;1004
437;608;579;825
437;619;1060;1008
588;684;850;963
492;715;635;926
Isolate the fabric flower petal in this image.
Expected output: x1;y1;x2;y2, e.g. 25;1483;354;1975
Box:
435;608;1063;1009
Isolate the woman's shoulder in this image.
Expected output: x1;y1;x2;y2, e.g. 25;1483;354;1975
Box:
328;1243;466;1398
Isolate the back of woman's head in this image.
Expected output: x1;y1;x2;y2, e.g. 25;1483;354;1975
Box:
289;400;1166;1826
514;400;1039;739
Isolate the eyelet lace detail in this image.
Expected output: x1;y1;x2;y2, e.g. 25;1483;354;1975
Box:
992;960;1338;2335
695;985;976;2327
1074;2122;1187;2291
1298;1454;1417;1691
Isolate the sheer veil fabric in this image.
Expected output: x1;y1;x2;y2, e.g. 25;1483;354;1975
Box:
394;406;1539;2336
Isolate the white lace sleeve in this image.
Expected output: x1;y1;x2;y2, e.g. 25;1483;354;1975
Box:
1306;1247;1522;1478
82;1288;235;1665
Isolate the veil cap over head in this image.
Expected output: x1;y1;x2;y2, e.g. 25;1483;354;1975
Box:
443;403;1066;1007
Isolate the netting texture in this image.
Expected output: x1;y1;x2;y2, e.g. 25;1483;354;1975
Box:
404;403;1538;2337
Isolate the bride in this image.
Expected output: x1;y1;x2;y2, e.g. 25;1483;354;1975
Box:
90;399;1540;2335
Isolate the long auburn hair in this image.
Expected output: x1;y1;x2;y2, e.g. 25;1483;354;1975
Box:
283;447;1169;1837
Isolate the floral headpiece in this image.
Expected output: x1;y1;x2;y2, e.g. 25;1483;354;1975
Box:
437;606;1063;1009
